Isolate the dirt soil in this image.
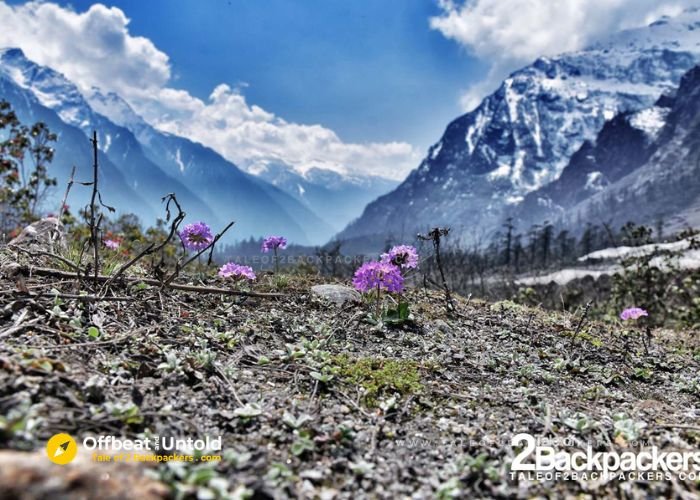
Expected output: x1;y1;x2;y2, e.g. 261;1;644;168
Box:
1;250;699;499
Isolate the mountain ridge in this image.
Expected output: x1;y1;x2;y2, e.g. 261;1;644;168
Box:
335;9;700;252
0;48;335;244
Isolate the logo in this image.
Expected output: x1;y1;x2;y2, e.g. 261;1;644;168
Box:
510;433;700;481
46;433;78;465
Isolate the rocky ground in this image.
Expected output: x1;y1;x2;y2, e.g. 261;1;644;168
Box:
1;246;699;499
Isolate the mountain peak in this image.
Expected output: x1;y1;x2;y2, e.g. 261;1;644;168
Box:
86;88;148;132
0;47;27;60
337;9;700;250
0;47;93;129
589;7;700;54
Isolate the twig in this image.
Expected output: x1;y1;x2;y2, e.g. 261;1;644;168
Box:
656;423;700;431
418;227;454;313
106;193;186;287
8;244;82;272
106;242;155;285
58;165;76;220
0;317;42;340
570;300;592;345
163;220;236;286
89;131;100;285
35;292;135;302
214;364;244;406
21;266;284;298
333;388;372;418
24;335;132;349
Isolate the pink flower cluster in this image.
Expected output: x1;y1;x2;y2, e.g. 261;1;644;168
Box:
352;261;404;293
218;262;256;281
381;244;419;269
261;235;287;253
620;307;648;321
179;222;214;251
103;239;120;250
352;245;418;294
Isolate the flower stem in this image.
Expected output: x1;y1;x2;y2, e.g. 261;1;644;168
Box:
274;247;279;274
376;283;381;319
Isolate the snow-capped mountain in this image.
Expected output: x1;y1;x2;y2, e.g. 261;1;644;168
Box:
337;9;700;251
0;48;334;244
251;163;398;233
511;106;660;229
565;63;700;232
87;89;396;236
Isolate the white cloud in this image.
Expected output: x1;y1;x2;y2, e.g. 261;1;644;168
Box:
149;84;419;179
0;1;170;97
430;0;696;110
0;1;418;180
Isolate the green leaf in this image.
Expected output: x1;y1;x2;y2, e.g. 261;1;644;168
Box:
132;281;150;291
234;403;262;418
383;301;411;325
87;326;100;339
397;301;410;319
310;371;334;383
290;436;314;456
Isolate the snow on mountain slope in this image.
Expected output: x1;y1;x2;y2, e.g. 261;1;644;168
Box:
252;163;398;233
337;9;700;252
86;88;377;238
0;71;153;221
0;47;218;227
0;48;334;244
569;63;700;232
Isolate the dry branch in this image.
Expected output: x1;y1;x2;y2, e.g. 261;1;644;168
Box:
21;266;283;298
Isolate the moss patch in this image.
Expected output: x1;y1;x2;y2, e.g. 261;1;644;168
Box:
333;355;422;405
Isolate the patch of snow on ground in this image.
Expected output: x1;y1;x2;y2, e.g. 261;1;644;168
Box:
519;238;700;286
579;238;691;262
517;268;619;286
510;150;526;186
6;66;27;88
504;78;522;131
531;107;543;157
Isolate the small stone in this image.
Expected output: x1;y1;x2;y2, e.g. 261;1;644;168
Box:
311;284;361;306
8;217;65;251
300;469;325;481
0;448;168;499
432;319;451;334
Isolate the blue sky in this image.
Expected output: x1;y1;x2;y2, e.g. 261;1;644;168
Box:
1;0;692;179
18;0;485;150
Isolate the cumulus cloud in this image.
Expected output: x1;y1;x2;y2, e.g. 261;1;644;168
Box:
0;1;418;180
150;84;417;179
430;0;696;110
0;1;170;97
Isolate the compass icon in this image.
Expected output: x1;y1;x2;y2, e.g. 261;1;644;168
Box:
46;433;77;465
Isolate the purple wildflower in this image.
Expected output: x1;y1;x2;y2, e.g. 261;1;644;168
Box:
620;307;649;321
218;262;256;281
381;245;419;269
352;261;404;293
179;222;213;251
261;236;287;253
103;239;120;250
